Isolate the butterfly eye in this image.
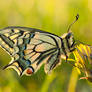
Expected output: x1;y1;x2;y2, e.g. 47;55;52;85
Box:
67;33;71;39
26;66;34;75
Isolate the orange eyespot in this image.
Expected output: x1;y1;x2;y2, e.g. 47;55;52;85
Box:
26;67;34;75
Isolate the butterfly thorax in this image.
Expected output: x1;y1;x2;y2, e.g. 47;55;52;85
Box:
60;32;75;58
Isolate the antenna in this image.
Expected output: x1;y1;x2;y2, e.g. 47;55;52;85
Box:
67;14;79;32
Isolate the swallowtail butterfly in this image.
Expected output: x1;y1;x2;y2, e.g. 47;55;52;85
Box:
1;14;79;76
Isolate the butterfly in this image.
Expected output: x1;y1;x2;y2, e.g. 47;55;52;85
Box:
1;14;79;76
72;44;92;82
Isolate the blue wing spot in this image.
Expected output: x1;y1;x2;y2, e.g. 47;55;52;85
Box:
30;33;35;38
26;60;31;65
23;46;26;50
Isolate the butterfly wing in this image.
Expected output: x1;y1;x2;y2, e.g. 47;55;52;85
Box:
44;49;61;74
1;27;62;76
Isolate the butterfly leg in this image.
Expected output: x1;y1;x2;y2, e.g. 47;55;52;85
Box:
65;55;68;62
65;48;76;62
70;48;76;52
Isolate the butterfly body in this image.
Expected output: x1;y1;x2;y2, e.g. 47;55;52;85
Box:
1;26;75;76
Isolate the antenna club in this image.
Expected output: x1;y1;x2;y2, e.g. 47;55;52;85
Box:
76;14;79;20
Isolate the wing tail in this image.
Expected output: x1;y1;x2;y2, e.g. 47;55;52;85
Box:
3;61;23;76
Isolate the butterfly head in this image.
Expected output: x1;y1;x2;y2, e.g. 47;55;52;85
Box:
64;14;79;52
66;32;75;51
61;14;79;52
61;31;75;52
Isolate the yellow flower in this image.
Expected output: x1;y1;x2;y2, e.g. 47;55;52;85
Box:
73;44;92;82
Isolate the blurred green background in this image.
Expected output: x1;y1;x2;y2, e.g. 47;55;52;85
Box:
0;0;92;92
